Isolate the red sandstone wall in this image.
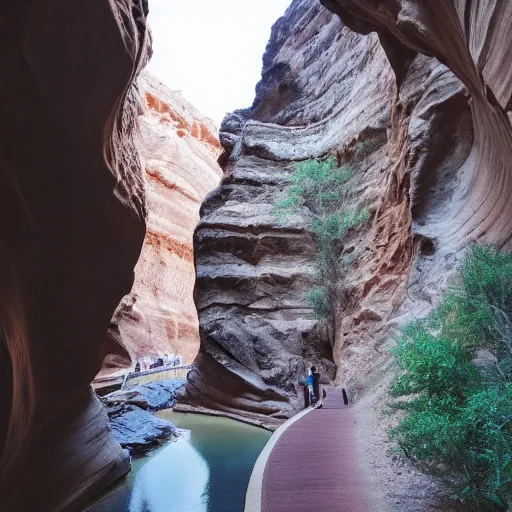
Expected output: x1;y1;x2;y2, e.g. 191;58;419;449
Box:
100;72;222;375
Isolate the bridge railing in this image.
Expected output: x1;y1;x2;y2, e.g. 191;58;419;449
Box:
123;364;194;387
93;364;194;394
126;364;193;380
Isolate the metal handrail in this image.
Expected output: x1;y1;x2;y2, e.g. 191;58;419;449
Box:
126;364;193;381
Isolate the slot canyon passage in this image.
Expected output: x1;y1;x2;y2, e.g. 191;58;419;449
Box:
2;0;512;511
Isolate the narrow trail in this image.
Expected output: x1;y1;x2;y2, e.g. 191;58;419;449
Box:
257;388;374;512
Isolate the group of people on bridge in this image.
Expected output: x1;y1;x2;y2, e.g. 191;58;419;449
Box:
133;353;183;373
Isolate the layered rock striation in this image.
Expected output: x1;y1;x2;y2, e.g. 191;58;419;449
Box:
179;0;489;424
101;73;222;375
179;0;398;427
0;1;150;510
319;0;512;382
319;0;512;251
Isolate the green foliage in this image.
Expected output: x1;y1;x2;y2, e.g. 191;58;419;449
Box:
275;157;368;321
390;245;512;511
356;140;369;155
275;157;352;223
391;322;480;402
355;133;387;158
307;287;332;319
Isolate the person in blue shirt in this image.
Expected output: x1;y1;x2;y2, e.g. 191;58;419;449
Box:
307;368;314;405
311;366;321;403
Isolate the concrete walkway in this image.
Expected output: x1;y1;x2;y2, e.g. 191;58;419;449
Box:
246;388;373;512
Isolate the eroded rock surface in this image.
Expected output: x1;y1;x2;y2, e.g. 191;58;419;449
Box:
179;0;498;424
0;1;150;510
107;404;177;457
319;0;512;388
178;0;401;428
104;378;186;411
101;73;222;375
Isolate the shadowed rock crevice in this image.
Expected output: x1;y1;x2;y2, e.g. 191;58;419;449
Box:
0;1;151;510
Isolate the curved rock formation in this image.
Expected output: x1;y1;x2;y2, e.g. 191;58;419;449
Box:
319;0;512;382
101;73;222;375
179;0;399;427
0;1;150;510
321;1;512;248
179;0;492;423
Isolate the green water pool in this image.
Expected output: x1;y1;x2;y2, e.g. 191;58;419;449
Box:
85;412;271;512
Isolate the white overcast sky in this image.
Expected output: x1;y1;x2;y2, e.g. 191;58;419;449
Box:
146;0;292;124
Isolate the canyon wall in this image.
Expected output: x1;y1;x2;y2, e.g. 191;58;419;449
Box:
101;73;222;375
319;0;512;382
178;0;484;426
0;1;150;510
178;0;399;427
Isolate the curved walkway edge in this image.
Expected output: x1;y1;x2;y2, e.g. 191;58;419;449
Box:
244;403;318;512
245;388;374;512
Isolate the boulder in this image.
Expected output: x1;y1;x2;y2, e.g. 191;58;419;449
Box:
107;405;177;457
104;378;187;411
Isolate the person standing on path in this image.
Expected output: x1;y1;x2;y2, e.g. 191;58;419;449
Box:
306;367;314;405
306;368;313;407
301;372;310;407
311;366;321;403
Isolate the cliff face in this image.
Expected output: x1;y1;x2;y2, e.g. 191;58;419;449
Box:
101;73;222;374
320;0;512;384
179;0;483;425
178;0;398;427
0;1;150;510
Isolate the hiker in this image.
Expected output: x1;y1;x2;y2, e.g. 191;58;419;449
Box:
311;365;321;403
134;361;141;373
300;370;311;408
307;367;314;405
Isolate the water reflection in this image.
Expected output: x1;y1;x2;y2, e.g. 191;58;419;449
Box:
85;412;270;512
129;436;209;512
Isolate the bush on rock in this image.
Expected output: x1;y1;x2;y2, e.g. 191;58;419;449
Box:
275;157;368;340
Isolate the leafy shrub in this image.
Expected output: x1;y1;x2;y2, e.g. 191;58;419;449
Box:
390;245;512;511
275;157;367;323
274;157;352;223
355;133;387;157
307;287;332;319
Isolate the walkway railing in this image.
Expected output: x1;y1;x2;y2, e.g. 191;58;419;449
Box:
92;364;193;394
124;364;193;387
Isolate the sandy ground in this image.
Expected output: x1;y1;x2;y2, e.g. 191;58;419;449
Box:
353;376;469;512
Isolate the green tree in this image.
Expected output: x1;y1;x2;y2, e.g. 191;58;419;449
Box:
275;157;368;340
390;245;512;511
